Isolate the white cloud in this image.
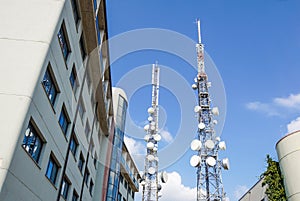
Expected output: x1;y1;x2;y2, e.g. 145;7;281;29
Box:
124;136;145;155
274;94;300;109
287;117;300;133
233;185;248;200
246;93;300;116
160;129;173;143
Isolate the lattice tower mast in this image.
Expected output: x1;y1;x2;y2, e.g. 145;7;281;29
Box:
142;63;161;201
190;19;229;201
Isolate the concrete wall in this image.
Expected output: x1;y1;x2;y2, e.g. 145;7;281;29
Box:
276;130;300;201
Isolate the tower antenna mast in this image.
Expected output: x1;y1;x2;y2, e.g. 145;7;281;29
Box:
190;19;230;201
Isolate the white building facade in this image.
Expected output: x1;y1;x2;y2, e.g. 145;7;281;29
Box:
0;0;115;200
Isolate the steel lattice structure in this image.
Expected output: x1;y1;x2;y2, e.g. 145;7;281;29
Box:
190;19;229;201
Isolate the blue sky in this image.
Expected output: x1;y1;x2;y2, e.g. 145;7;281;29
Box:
106;0;300;200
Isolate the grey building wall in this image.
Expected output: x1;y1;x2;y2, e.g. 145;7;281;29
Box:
239;177;268;201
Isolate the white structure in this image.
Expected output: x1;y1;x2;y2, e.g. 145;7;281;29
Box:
276;130;300;201
189;19;229;201
0;0;115;200
238;177;268;201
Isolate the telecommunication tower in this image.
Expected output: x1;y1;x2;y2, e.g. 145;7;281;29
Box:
141;63;168;201
189;19;230;201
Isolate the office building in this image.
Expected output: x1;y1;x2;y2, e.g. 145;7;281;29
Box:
238;177;268;201
0;0;116;200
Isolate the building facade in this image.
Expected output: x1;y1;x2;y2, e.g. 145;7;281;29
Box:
276;130;300;201
106;88;140;201
0;0;115;200
239;177;268;201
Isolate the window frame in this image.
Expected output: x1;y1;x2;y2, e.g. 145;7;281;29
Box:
42;63;60;107
79;33;87;61
78;152;85;173
70;0;80;26
45;154;60;186
69;64;79;95
61;176;71;199
58;20;71;62
69;133;79;157
72;190;79;201
58;105;70;136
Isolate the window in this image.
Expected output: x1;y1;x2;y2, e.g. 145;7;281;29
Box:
124;181;128;189
59;106;70;135
78;153;85;173
93;152;98;168
85;120;90;138
72;190;79;201
89;179;94;195
69;134;78;156
119;174;123;184
78;98;85;121
70;65;79;94
89;139;94;154
58;21;71;61
117;192;122;201
42;65;59;106
46;155;59;185
84;169;90;185
61;176;71;199
22;121;44;163
79;33;87;60
86;71;92;92
132;190;135;198
71;0;80;24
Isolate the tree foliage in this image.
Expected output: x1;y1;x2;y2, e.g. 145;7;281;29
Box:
262;154;287;201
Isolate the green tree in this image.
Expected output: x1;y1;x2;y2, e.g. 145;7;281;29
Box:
262;154;287;201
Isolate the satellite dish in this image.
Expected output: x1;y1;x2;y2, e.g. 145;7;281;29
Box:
144;134;151;142
154;134;161;141
212;107;219;116
161;171;168;183
148;107;155;114
190;139;202;151
206;156;216;167
25;128;31;136
218;141;226;150
147;142;154;149
222;158;230;170
157;183;162;191
147;154;155;161
150;125;156;131
207;82;212;88
192;84;198;89
140;179;146;186
198;122;205;130
153;147;158;151
190;155;201;167
213;120;218;125
194;77;198;83
155;156;159;161
205;140;214;149
151;121;156;126
194;105;201;113
148;167;156;175
158;191;163;198
215;137;221;142
144;124;149;131
148;116;153;122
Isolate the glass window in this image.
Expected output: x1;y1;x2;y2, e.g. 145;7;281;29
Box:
78;153;85;173
117;192;122;201
72;190;79;201
89;179;94;195
69;134;78;156
85;120;90;138
42;65;58;106
84;169;90;185
71;0;80;24
22;121;43;162
93;153;98;168
119;174;123;184
58;21;71;61
79;34;87;61
61;177;70;199
78;98;85;121
59;106;69;135
70;65;79;94
46;155;59;185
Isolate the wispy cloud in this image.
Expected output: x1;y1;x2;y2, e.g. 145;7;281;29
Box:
287;117;300;133
160;128;173;143
124;135;145;155
246;93;300;116
234;185;248;200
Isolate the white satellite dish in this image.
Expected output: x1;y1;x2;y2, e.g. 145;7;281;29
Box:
144;124;149;131
144;134;151;142
222;158;230;170
218;141;226;150
190;139;202;151
190;155;201;167
147;154;155;161
148;167;156;174
215;137;221;141
206;156;216;167
153;134;161;141
153;147;158;151
192;84;198;89
151;121;156;126
194;105;201;113
194;77;198;83
147;142;154;149
155;156;159;161
25;128;30;136
150;125;155;131
161;171;168;183
207;82;212;88
157;183;162;191
148;107;155;114
148;116;153;122
213;120;218;125
212;107;219;116
198;122;205;130
205;140;214;149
